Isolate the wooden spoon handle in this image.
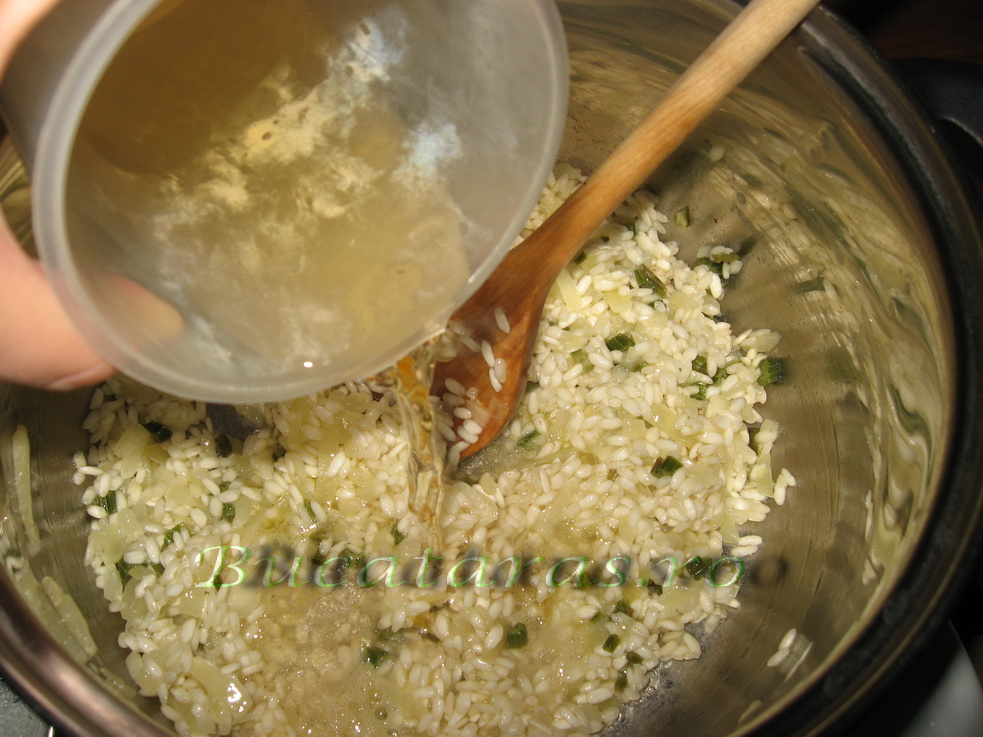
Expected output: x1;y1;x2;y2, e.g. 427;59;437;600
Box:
525;0;821;279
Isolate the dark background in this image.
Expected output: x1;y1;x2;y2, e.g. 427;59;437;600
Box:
828;0;983;64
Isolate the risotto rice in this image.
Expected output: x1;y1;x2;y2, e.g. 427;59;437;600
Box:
76;165;793;737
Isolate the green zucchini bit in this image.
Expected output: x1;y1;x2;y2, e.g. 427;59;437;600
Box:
674;206;690;227
633;265;668;299
94;490;117;515
685;556;712;580
363;646;388;667
506;622;528;649
142;421;172;443
757;357;787;386
214;434;233;458
651;456;683;478
605;333;635;352
570;349;594;372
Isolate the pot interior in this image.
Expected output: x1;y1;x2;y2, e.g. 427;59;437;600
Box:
0;1;977;736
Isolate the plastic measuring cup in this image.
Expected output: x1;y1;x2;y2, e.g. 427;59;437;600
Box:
0;0;568;403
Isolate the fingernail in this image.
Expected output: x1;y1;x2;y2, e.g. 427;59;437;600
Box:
45;363;116;392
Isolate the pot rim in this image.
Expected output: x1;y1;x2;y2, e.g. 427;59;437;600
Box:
2;3;983;737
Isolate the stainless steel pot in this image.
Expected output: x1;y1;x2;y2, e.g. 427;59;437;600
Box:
2;1;982;736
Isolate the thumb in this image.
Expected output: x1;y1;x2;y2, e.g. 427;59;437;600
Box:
0;221;116;390
1;0;115;390
0;0;64;73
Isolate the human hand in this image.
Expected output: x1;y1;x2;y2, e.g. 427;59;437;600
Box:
0;0;116;391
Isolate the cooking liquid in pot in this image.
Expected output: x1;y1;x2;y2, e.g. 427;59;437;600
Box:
65;0;470;381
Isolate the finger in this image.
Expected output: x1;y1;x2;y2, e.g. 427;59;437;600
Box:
0;0;63;74
0;221;116;390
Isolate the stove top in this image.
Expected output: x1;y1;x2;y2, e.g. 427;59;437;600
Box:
0;677;50;737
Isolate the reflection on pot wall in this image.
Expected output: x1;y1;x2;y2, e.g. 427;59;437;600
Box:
555;2;953;735
0;1;966;737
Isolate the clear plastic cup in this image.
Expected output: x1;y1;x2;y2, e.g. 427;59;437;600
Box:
0;0;568;402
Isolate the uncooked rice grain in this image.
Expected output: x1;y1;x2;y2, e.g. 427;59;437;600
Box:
77;165;794;737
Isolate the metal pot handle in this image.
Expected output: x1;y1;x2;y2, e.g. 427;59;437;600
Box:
893;59;983;178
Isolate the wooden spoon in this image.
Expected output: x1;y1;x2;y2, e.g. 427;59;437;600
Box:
432;0;820;458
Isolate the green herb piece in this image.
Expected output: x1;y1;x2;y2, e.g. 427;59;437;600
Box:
691;355;709;376
342;549;365;572
506;622;528;649
93;490;117;516
712;366;728;385
605;333;636;352
142;421;172;443
651;456;683;478
517;430;540;449
674;206;691;228
116;558;134;587
162;525;185;549
607;469;618;482
309;551;326;572
363;646;388;667
757;357;787;387
615;672;629;692
378;628;402;645
626;651;644;666
631;361;649;373
691;383;707;401
570;349;594;372
590;611;609;625
392;525;406;545
603;634;621;653
647;580;664;596
695;251;740;277
221;503;236;522
151;562;165;576
214;434;233;458
613;599;631;616
633;265;667;299
695;258;723;276
685;556;712;580
304;500;316;520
